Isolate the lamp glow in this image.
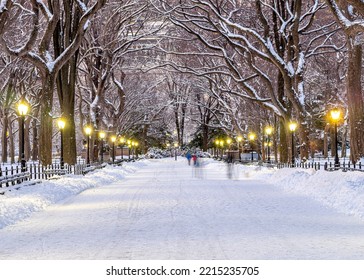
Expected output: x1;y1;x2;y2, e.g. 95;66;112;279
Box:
84;126;92;136
330;108;341;122
289;122;297;132
57;119;66;130
17;102;29;116
265;126;273;135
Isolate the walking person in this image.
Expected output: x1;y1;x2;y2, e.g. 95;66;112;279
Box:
186;151;192;165
192;154;197;166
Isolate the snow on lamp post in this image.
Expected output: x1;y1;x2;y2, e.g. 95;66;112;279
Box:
84;126;92;165
111;136;116;163
265;126;273;163
57;118;66;169
99;131;106;163
289;122;297;167
330;108;341;169
248;132;256;162
17;101;29;172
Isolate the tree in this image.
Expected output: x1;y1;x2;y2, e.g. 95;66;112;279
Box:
0;0;105;165
325;0;364;162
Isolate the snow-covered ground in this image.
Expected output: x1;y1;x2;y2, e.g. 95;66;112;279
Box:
1;158;364;259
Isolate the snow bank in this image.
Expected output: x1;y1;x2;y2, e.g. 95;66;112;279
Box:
262;168;364;220
230;164;364;221
202;160;364;220
0;161;147;229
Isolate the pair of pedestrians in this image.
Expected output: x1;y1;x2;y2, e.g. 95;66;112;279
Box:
186;152;198;166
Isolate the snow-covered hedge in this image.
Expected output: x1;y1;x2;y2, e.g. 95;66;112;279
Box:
145;147;171;159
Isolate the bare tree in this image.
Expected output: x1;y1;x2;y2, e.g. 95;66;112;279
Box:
0;0;105;165
325;0;364;162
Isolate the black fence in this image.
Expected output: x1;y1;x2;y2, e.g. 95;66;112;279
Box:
0;162;106;189
277;161;363;172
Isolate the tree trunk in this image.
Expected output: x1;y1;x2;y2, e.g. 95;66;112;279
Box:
1;115;8;163
39;74;54;165
9;120;15;164
60;98;77;164
297;116;310;160
32;117;39;161
341;125;347;158
279;118;288;163
202;124;209;152
54;9;80;165
324;124;329;158
347;43;364;163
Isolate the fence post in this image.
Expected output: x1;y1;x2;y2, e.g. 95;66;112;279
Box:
5;167;9;187
324;162;328;171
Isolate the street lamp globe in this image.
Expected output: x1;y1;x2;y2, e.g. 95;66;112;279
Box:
57;119;66;130
289;122;297;132
248;133;256;141
111;136;117;143
99;131;106;139
330;108;341;122
17;102;29;116
84;126;92;136
265;126;273;135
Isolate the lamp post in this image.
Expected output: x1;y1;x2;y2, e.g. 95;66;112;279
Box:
84;126;92;165
219;140;224;159
248;133;256;162
237;136;243;160
99;131;106;163
330;108;341;168
215;139;220;157
57;118;66;169
111;136;116;163
119;137;125;160
135;142;139;159
174;143;178;161
131;141;136;159
288;122;297;167
17;101;29;172
226;138;232;162
127;140;131;159
265;126;273;163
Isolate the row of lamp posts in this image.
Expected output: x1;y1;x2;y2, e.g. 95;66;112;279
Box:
17;100;67;171
212;108;341;166
84;125;139;165
14;99;341;170
16;99;142;170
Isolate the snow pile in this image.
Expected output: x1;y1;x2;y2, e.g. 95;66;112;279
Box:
262;168;364;220
0;161;146;229
145;148;171;159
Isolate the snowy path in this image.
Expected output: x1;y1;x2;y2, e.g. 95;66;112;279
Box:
1;158;364;259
